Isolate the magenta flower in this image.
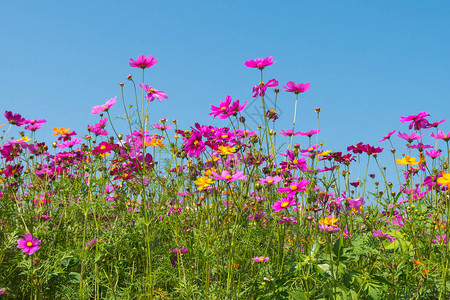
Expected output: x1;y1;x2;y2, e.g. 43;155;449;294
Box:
57;137;81;149
138;84;168;102
129;55;158;69
430;130;450;142
408;142;433;150
397;132;423;143
400;111;431;130
252;256;269;262
272;197;295;212
280;129;301;137
252;79;279;97
88;118;109;136
0;288;5;295
428;119;446;128
154;123;173;131
258;175;282;185
4;111;26;126
283;81;311;94
298;129;320;137
244;56;276;70
426;149;441;158
170;248;187;254
211;170;246;183
278;179;310;197
372;230;395;242
91;97;117;115
379;130;396;143
24;119;46;125
17;233;41;255
209;95;247;119
346;197;365;211
433;234;447;245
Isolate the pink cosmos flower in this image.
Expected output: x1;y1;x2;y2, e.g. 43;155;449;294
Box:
252;256;269;262
57;137;81;149
433;234;447;244
397;132;423;143
280;129;301;137
25;124;42;131
17;233;41;255
209;95;247;119
272;197;295;212
428;119;446;128
430;131;450;142
379;130;396;143
129;55;158;69
91;97;117;115
252;79;279;97
93;141;116;154
154;123;173;131
170;248;187;253
346;197;365;211
138;84;168;102
298;129;320;137
278;179;310;197
4;111;26;126
211;170;247;183
88;118;108;136
0;288;5;295
244;56;276;70
400;111;431;130
258;175;282;185
283;81;311;94
372;230;395;242
426;149;441;158
407;142;433;150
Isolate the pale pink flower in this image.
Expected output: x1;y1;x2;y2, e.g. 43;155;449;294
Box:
91;97;117;114
283;81;311;94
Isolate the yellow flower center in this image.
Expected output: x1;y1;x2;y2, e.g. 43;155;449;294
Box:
100;145;106;150
293;159;298;164
26;242;33;247
225;175;231;179
267;179;273;184
149;88;155;93
290;185;298;191
280;201;290;208
258;257;264;262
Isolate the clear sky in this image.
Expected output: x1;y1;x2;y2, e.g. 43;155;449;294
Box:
1;1;449;174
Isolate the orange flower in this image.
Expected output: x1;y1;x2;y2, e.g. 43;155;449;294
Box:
53;127;71;136
145;137;165;147
396;156;419;165
413;259;423;266
437;172;450;188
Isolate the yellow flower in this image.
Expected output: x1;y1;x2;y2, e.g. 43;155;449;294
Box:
317;150;331;157
218;145;236;155
17;136;31;142
319;216;338;227
396;156;419;165
204;167;220;177
194;176;215;191
437;172;450;188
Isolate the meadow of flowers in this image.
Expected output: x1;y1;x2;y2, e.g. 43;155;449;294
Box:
0;55;449;299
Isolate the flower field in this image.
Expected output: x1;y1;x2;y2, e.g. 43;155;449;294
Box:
1;55;450;299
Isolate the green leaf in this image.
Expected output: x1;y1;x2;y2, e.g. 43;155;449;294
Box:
66;272;81;284
289;290;307;300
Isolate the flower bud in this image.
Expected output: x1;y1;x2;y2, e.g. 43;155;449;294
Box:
160;118;167;124
119;82;125;87
274;88;280;93
127;75;133;80
239;116;246;123
314;107;321;113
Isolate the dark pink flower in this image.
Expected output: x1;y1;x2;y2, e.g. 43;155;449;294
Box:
278;179;310;197
372;230;395;242
244;56;276;70
298;129;320;137
4;111;26;126
280;129;301;137
283;81;311;94
272;197;295;212
379;130;396;143
209;95;246;119
252;79;279;97
138;84;168;102
400;111;431;130
129;55;158;69
17;233;41;255
426;149;441;158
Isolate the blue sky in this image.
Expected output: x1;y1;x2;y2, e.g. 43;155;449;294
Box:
1;1;449;182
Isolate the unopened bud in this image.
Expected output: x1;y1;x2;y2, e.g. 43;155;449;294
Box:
314;107;321;113
119;82;125;87
127;75;133;80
